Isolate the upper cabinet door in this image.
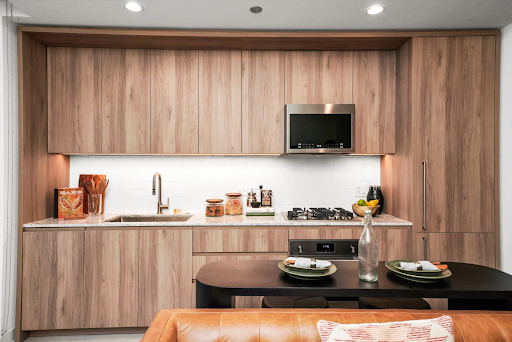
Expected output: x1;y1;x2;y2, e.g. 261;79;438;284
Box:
199;51;242;154
151;50;199;154
101;49;151;154
242;51;285;154
48;47;101;153
285;51;353;104
416;36;495;233
353;51;396;154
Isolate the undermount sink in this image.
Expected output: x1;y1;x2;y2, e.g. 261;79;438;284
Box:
107;215;192;223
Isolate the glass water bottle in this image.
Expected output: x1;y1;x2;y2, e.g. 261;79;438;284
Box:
358;209;379;282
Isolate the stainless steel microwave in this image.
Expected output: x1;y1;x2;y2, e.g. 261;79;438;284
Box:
285;104;355;154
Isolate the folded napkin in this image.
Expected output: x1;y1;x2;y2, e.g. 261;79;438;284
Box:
286;257;331;269
399;261;438;271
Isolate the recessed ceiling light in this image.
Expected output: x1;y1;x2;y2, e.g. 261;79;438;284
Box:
366;5;384;15
125;2;143;12
250;6;263;14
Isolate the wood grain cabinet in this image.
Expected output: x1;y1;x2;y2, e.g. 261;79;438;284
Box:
198;51;242;153
353;51;396;154
415;36;496;234
151;50;199;153
48;47;101;153
242;51;285;154
101;49;151;153
417;233;495;268
382;36;498;268
193;227;288;253
22;230;85;331
84;229;139;328
284;51;353;104
138;228;193;327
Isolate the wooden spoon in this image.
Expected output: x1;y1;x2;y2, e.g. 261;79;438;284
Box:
93;175;102;193
84;180;96;195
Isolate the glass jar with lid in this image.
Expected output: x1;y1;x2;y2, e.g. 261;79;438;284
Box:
205;199;224;217
225;193;243;215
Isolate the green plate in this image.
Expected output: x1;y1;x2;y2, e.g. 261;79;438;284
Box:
385;260;452;283
278;261;337;280
393;260;443;275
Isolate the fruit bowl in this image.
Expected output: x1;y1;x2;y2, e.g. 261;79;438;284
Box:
352;204;380;217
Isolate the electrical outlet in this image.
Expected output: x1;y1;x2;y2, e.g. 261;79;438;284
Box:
355;183;368;197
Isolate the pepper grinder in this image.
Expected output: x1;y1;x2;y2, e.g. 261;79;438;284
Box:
259;185;273;207
247;188;257;207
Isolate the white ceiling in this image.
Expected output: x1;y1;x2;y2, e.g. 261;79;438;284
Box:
7;0;512;31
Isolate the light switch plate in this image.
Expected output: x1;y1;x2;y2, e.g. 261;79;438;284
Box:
355;183;368;197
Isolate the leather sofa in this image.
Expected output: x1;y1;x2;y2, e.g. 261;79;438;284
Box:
141;308;512;341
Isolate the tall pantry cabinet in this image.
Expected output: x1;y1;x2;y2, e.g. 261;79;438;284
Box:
381;35;499;268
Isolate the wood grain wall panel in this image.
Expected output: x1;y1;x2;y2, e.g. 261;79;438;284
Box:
284;51;353;104
381;40;413;220
138;229;193;327
417;233;495;268
17;33;70;342
22;231;84;331
416;37;495;233
101;49;150;153
242;51;285;153
151;50;199;153
84;229;138;328
289;227;412;260
353;51;396;154
193;227;288;253
48;47;101;153
198;50;242;153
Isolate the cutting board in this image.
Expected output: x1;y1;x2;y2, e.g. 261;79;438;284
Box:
78;174;106;214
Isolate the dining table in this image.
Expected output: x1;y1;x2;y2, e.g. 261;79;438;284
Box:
195;260;512;310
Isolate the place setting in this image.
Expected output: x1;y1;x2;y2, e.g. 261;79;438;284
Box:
278;257;337;280
385;259;452;283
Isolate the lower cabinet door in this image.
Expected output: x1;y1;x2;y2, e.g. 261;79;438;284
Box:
138;228;193;327
417;233;495;268
22;230;85;331
85;229;139;328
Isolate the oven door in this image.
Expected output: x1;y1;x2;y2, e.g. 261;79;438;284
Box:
285;104;355;154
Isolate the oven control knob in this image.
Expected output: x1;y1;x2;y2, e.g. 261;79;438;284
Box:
298;245;303;254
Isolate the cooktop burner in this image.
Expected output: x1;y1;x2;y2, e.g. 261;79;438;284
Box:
286;207;354;220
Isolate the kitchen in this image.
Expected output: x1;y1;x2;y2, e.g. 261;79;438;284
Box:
1;1;510;341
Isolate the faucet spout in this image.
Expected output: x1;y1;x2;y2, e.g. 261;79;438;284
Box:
152;172;169;214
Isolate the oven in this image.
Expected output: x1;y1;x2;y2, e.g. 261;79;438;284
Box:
289;239;358;260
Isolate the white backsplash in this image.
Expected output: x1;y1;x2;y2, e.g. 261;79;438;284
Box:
69;155;381;214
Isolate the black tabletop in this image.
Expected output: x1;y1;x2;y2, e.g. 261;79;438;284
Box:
196;260;512;300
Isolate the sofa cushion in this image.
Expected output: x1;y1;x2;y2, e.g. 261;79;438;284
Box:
318;315;454;342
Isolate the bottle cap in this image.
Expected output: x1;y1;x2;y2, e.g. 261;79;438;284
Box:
365;209;372;214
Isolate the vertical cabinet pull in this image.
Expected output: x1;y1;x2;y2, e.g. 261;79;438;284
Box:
422;236;427;260
422;162;426;230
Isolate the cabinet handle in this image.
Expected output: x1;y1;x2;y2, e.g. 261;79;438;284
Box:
422;161;426;230
423;236;427;260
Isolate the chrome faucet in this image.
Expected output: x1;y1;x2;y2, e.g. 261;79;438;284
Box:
152;172;169;214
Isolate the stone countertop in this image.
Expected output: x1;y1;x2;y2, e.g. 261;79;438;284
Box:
23;213;412;228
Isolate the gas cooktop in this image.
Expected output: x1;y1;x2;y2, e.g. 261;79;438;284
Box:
286;207;354;221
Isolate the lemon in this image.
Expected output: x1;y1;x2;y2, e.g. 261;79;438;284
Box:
368;199;379;206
